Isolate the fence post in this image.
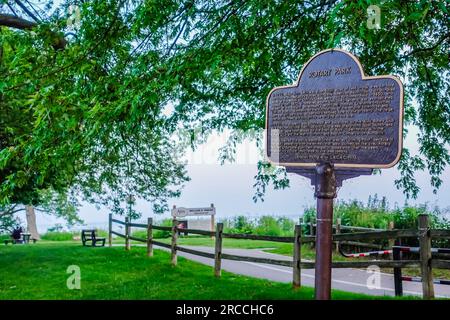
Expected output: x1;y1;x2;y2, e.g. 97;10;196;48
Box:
335;218;341;252
125;217;130;251
388;221;395;259
309;218;315;248
214;223;223;277
210;203;215;238
108;213;112;247
171;218;178;266
293;224;302;288
299;217;303;237
419;214;434;299
147;217;153;257
393;245;403;296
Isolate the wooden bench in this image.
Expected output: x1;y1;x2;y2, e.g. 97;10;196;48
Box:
81;229;105;247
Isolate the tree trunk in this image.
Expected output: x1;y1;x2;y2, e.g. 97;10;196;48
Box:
25;205;40;240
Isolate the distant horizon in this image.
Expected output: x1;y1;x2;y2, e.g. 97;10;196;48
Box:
26;161;450;233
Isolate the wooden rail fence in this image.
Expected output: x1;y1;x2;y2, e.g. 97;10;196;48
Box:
108;214;450;299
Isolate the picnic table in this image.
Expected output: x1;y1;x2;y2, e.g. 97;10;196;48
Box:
3;232;36;245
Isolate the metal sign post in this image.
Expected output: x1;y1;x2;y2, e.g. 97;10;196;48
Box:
287;166;371;299
314;163;337;300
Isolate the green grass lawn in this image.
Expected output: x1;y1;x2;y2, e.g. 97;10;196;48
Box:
0;243;395;300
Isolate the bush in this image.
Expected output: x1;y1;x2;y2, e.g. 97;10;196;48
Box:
254;216;282;236
223;215;295;236
95;229;108;238
131;219;172;239
277;217;295;235
303;195;450;229
223;216;255;234
131;230;147;239
41;229;108;242
153;218;173;238
41;232;75;241
301;195;450;247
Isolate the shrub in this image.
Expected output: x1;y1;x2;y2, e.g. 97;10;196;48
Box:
116;218;171;240
131;230;147;239
130;219;173;239
95;229;108;238
41;232;75;241
223;216;255;234
254;216;282;236
277;217;295;236
222;215;295;236
300;195;450;247
153;218;173;238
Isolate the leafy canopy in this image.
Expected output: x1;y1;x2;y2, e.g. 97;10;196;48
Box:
0;0;449;218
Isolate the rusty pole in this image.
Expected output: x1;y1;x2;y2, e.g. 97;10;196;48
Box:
314;163;337;300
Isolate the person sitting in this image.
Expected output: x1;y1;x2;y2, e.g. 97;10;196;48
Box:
11;226;24;244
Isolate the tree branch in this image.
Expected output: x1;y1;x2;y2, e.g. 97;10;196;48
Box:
14;0;40;23
0;206;25;217
166;16;189;57
0;13;37;30
400;32;450;60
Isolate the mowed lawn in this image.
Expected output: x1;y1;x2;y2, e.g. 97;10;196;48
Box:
0;243;389;300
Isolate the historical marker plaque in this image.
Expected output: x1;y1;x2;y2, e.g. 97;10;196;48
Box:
265;49;404;168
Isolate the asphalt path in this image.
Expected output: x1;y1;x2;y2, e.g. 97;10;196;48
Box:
116;244;450;298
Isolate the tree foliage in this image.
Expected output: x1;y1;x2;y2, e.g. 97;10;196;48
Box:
0;0;449;219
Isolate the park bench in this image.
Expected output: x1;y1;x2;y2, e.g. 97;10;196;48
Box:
81;229;106;247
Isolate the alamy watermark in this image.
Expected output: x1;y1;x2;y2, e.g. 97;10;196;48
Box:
367;5;381;30
66;265;81;290
67;5;81;31
366;265;381;290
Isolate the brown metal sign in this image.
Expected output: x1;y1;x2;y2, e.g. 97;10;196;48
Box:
265;49;404;168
